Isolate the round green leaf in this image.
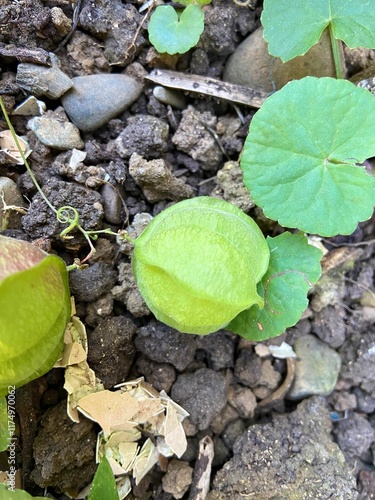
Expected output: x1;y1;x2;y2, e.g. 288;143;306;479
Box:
133;197;270;335
0;237;70;396
241;77;375;236
228;232;322;341
148;4;204;55
261;0;375;62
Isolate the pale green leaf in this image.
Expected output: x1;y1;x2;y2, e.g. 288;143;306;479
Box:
88;456;119;500
0;484;45;500
0;397;8;452
148;4;204;55
0;238;71;396
241;77;375;236
261;0;375;62
133;197;270;335
228;232;322;341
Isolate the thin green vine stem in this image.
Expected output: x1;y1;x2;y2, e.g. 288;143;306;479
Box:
328;24;343;79
0;96;58;214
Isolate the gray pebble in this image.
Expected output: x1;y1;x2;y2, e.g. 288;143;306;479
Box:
287;334;341;400
335;412;375;460
171;368;227;430
100;182;123;224
128;153;194;203
0;176;27;230
221;418;246;451
115;115;169;159
312;305;347;348
16;54;73;99
153;85;186;109
196;331;235;370
87;316;137;389
134;319;196;371
69;262;117;302
28;115;83;150
61;74;143;132
223;27;339;92
234;348;262;388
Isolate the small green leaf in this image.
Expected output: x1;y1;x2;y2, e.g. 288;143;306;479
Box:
88;456;119;500
241;77;375;236
0;396;8;452
228;232;322;341
133;197;270;335
261;0;375;62
148;4;204;55
0;236;71;396
0;484;45;499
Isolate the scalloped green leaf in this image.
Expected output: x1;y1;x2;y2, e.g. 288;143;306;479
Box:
88;456;119;500
261;0;375;62
228;232;322;341
241;77;375;236
0;396;7;452
133;197;270;335
148;4;204;55
0;237;71;396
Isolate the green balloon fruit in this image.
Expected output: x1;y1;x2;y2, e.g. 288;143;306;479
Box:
0;235;71;396
133;197;270;334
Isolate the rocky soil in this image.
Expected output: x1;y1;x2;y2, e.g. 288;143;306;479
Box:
1;0;375;499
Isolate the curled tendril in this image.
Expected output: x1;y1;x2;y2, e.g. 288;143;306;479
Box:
264;270;313;315
57;206;80;239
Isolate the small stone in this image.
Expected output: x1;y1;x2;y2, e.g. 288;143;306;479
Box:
69;263;117;303
115;115;169;159
335;412;375;460
31;401;96;492
52;149;106;187
129;153;194;203
211;161;254;213
196;331;235;370
172;106;223;172
136;356;176;393
227;385;257;419
287;335;341;400
0;177;27;230
28;111;84;150
12;96;46;116
210;404;239;435
100;182;123;224
257;359;282;390
224;27;341;92
153;85;186;109
16;54;73;99
61;74;143;132
87;316;137;388
162;459;193;499
51;6;72;36
85;293;114;327
312;305;347;348
234;348;262;388
135;319;196;371
221;419;246;451
171;368;227;430
111;262;150;317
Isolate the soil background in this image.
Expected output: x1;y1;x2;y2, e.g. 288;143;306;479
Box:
0;1;375;499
